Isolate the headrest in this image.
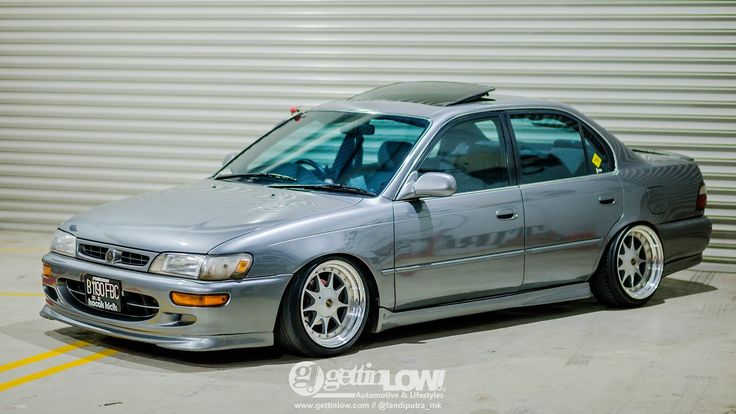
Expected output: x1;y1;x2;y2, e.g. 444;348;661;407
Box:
438;123;488;156
378;141;413;170
553;139;582;149
452;142;505;172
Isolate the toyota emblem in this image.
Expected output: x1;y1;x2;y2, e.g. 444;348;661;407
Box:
105;249;121;264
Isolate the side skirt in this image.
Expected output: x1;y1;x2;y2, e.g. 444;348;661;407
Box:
372;282;592;333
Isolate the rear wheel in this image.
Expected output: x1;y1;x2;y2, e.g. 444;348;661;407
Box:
276;258;369;357
591;224;664;307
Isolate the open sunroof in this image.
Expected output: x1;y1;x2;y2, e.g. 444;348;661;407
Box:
348;81;495;106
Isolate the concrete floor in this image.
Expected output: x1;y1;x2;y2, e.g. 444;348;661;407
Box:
0;230;734;414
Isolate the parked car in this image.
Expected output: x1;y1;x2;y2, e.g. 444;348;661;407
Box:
41;81;712;357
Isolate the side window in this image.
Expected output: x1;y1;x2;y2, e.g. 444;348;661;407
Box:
418;117;509;193
582;128;613;173
510;113;587;184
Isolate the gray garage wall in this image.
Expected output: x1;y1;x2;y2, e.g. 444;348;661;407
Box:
0;0;734;265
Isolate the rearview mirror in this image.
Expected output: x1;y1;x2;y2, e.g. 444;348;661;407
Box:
340;123;375;136
398;172;457;200
222;152;238;166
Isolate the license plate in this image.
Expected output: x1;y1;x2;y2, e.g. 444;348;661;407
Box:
83;275;122;313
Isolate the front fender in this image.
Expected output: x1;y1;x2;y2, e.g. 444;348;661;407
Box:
210;198;396;309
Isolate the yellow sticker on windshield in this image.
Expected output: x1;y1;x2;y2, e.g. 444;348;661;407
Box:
591;153;602;168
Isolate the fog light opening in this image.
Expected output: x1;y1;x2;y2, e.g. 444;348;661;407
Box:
170;292;230;307
43;285;58;302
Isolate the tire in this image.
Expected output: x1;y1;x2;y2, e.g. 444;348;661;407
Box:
276;257;370;357
591;224;665;307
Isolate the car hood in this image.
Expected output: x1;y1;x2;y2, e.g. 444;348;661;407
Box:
61;179;362;253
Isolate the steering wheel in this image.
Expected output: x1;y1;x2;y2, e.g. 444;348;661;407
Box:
295;159;327;181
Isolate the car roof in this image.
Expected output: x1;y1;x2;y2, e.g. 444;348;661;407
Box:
311;82;573;122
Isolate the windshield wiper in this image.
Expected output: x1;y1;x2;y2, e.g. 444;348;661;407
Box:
270;183;376;197
214;173;297;182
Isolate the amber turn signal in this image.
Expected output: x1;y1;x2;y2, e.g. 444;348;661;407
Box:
41;263;57;285
170;291;229;307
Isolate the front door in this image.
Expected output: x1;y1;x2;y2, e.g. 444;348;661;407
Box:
393;114;524;310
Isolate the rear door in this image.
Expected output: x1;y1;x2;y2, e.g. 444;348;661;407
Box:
505;110;623;288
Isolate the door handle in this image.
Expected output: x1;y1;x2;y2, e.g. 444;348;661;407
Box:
598;194;616;205
495;208;517;220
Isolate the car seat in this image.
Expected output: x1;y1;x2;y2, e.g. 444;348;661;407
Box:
366;141;413;192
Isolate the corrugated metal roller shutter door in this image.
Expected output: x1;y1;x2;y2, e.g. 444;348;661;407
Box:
0;0;733;264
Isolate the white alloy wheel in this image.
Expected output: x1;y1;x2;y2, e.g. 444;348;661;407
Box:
616;225;664;300
299;260;367;348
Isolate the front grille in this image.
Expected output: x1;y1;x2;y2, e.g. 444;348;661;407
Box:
78;243;151;267
62;278;159;320
80;244;107;260
121;251;149;266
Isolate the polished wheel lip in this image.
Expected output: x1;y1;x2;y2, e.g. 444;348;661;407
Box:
300;260;367;348
616;225;664;300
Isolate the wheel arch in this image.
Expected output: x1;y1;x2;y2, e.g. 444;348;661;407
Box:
274;252;382;336
590;219;661;279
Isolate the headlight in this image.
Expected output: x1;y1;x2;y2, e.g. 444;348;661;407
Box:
50;229;76;257
149;253;252;281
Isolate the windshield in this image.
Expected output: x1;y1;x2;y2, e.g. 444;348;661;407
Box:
216;111;430;195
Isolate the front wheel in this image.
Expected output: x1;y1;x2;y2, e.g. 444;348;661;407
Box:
591;224;665;307
276;258;369;357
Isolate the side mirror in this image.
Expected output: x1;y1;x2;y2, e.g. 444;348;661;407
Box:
222;152;238;166
398;172;457;200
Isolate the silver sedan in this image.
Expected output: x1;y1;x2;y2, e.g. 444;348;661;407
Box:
41;82;712;357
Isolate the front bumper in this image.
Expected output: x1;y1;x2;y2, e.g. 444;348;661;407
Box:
41;253;292;351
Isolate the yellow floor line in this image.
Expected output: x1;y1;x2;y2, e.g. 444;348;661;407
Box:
0;348;118;392
0;340;91;373
0;248;47;253
0;292;44;297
